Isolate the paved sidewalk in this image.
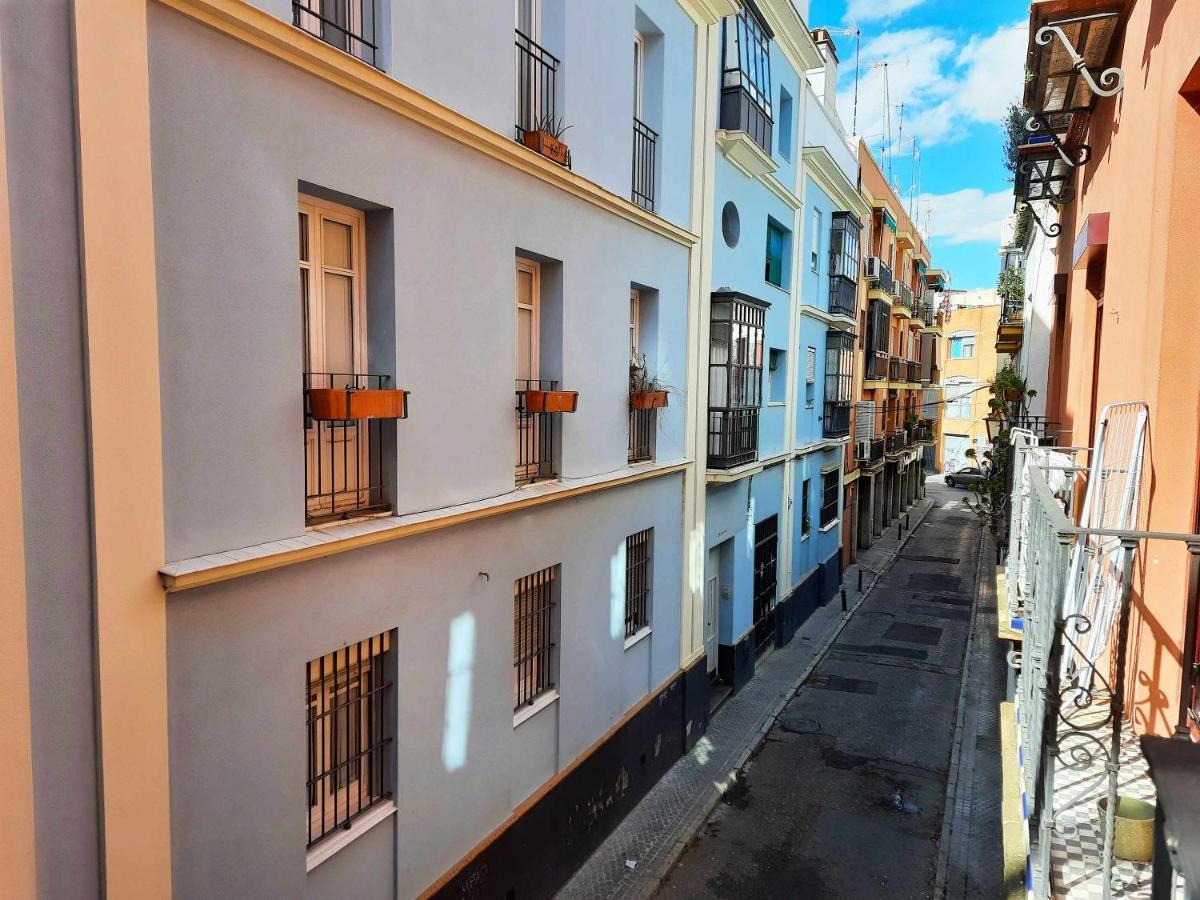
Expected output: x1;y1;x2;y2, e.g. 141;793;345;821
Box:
557;493;937;900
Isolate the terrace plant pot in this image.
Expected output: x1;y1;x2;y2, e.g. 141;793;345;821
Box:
630;389;668;410
307;387;409;421
523;130;570;166
523;389;578;414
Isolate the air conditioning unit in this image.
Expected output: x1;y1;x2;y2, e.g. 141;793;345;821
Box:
856;440;872;460
865;257;882;282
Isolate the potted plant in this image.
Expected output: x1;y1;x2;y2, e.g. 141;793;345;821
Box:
522;114;571;166
522;387;579;413
629;353;670;410
307;385;409;420
991;364;1028;403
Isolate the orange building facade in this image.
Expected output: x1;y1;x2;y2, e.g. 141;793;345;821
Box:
849;143;945;552
1018;0;1200;736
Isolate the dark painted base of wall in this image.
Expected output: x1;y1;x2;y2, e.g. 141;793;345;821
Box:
433;655;709;900
717;632;754;693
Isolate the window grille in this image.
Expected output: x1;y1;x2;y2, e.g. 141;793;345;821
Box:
306;631;393;848
820;470;840;528
293;0;379;68
624;529;652;638
752;515;779;653
514;566;557;711
801;478;811;535
708;291;767;468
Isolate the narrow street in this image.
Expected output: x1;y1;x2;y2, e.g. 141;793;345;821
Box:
654;482;1000;899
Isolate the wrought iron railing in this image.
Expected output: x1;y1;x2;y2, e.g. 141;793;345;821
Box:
829;274;857;318
856;436;885;465
515;30;559;142
632;117;658;212
1005;432;1200;899
293;0;379;68
516;378;559;484
1012;415;1061;446
628;406;657;463
912;424;934;444
906;360;921;383
867;350;890;381
1001;297;1024;323
919;302;936;327
888;355;901;382
896;281;915;313
708;407;759;469
885;430;907;454
304;372;391;525
868;259;894;296
822;402;851;439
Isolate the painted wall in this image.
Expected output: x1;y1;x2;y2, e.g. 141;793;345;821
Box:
788;447;841;589
1;2;102;895
147;7;692;562
795;313;828;447
938;300;1000;469
165;472;684;898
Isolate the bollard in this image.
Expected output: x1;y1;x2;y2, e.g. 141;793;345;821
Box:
840;587;848;611
906;512;910;531
897;521;902;540
858;568;863;593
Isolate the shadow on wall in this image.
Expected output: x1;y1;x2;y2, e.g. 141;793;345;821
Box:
1141;0;1180;78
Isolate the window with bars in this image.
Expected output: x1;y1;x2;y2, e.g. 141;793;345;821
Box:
306;631;394;848
624;528;653;638
820;469;840;528
293;0;381;68
514;566;558;712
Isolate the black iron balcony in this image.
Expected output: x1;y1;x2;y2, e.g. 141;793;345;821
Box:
867;258;894;296
708;407;759;469
856;436;885;465
515;30;559;142
906;360;921;383
829;274;857;319
886;430;907;455
293;0;379;68
516;378;562;484
913;424;935;444
888;355;901;382
867;350;890;381
628;406;657;463
632;117;658;212
304;372;394;525
1001;297;1024;323
895;281;915;313
919;302;936;327
822;402;851;439
1012;415;1060;446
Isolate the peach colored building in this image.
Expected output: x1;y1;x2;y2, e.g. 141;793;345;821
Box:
1019;0;1200;737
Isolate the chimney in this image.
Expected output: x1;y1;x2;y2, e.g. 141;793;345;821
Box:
809;28;839;112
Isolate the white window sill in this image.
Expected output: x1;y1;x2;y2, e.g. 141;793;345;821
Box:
513;689;559;728
305;801;396;872
766;401;786;407
820;519;840;533
624;626;652;650
800;532;810;541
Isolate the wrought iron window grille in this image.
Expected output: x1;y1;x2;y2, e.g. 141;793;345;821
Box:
514;566;558;711
516;379;560;485
632;117;658;212
624;529;652;638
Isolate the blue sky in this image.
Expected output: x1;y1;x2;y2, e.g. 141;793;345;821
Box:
809;0;1029;290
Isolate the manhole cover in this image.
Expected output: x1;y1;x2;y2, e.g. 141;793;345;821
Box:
884;622;944;646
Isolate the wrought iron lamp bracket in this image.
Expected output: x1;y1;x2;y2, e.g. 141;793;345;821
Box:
1035;18;1125;99
1017;201;1062;239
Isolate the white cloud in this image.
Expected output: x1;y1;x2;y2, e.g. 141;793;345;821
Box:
916;188;1013;245
845;0;928;24
841;20;1028;153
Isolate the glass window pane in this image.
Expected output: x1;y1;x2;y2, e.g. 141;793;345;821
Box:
517;307;534;380
299;212;310;262
323;272;354;377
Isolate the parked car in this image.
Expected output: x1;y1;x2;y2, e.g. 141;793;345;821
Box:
945;466;986;489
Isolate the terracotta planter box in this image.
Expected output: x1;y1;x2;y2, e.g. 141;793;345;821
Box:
307;387;409;421
630;389;668;410
1003;388;1022;401
523;130;569;166
523;389;578;414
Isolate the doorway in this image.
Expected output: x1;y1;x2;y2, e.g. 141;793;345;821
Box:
752;515;779;655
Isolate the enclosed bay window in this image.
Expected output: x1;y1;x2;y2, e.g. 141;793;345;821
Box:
864;299;891;380
719;6;774;154
307;631;394;849
708;291;767;468
823;332;854;438
829;212;862;318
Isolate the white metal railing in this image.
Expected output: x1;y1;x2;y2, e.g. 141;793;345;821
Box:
1007;426;1200;899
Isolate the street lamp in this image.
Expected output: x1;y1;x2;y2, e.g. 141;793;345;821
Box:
984;409;1005;444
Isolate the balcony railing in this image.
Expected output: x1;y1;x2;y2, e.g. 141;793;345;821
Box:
1005;430;1200;899
293;1;379;68
516;378;559;484
919;302;936;327
885;430;907;454
304;372;390;525
930;364;942;385
829;274;857;319
628;406;657;463
856;436;885;465
912;424;934;443
822;402;851;439
868;258;894;296
1012;415;1061;446
906;360;921;383
1001;297;1024;323
866;350;889;381
719;84;773;157
888;355;901;382
708;407;759;469
515;30;559;142
631;117;658;212
896;281;915;312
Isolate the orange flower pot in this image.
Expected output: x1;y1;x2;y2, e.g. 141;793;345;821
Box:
522;130;570;166
630;389;668;410
307;387;409;421
523;389;578;414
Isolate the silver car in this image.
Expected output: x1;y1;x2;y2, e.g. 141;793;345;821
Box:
944;466;986;489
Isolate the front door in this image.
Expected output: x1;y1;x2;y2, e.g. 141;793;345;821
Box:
704;572;719;674
300;196;368;520
515;259;542;482
753;515;779;654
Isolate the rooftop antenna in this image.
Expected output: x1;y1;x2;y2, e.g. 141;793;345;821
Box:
819;22;862;135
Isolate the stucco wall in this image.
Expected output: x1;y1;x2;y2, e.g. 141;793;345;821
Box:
147;7;692;562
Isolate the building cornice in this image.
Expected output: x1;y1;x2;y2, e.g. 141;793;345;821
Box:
754;0;824;72
762;172;803;211
155;0;699;248
801;146;870;217
675;0;740;25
